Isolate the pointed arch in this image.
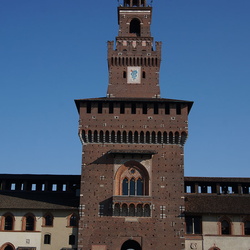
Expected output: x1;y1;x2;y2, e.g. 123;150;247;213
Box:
115;161;150;196
0;243;15;250
43;212;53;226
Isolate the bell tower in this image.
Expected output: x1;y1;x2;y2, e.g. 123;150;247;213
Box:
75;1;193;249
107;0;161;98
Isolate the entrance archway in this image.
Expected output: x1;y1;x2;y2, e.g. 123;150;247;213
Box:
121;240;141;250
0;243;15;250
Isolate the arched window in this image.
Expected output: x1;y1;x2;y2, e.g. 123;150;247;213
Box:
94;130;98;142
157;131;162;144
244;221;250;235
44;213;53;226
122;131;127;143
130;19;141;36
69;214;78;227
105;131;110;143
116;161;149;196
175;132;179;144
1;214;14;231
134;131;139;143
128;131;133;143
140;131;144;143
130;178;136;195
99;130;104;143
44;234;51;244
88;130;92;143
146;131;150;143
144;204;151;217
122;178;129;195
137;178;143;195
23;214;35;231
121;204;128;216
111;131;116;143
152;131;156;144
163;132;167;144
117;131;121;143
169;131;173;144
69;235;76;245
180;131;187;145
137;204;143;217
114;203;120;216
220;219;231;235
129;204;135;216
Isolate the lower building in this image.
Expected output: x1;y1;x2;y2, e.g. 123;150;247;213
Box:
0;174;80;250
1;174;250;250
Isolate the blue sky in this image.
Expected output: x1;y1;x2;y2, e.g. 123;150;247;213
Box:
1;0;250;177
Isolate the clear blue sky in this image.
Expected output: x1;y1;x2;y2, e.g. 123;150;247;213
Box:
1;0;250;177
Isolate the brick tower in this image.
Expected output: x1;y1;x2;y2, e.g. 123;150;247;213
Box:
75;1;193;249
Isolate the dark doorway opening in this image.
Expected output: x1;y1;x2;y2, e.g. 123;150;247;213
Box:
121;240;142;250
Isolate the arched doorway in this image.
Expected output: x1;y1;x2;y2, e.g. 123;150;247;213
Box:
121;240;141;250
0;243;15;250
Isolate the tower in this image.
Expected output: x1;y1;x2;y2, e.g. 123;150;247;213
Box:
75;1;193;249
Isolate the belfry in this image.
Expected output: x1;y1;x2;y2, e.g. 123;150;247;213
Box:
75;0;193;249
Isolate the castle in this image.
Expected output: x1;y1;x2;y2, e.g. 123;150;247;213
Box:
0;1;250;250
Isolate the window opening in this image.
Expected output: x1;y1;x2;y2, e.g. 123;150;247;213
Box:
130;178;136;195
131;103;136;114
185;216;202;234
87;102;91;113
221;220;230;235
122;131;127;143
105;131;110;143
122;178;129;195
111;131;116;143
120;103;125;114
128;131;133;143
44;214;53;226
94;130;98;142
146;131;150;143
109;102;114;114
123;71;127;79
130;19;141;36
134;131;139;143
137;178;143;195
44;234;51;244
140;131;144;143
99;131;104;143
121;204;128;216
114;203;120;216
165;103;170;114
69;214;78;227
69;235;76;245
154;103;159;114
157;132;162;144
4;215;13;230
176;103;181;115
244;221;250;235
143;103;147;114
144;204;151;217
117;131;121;143
26;216;35;231
98;103;102;114
142;71;146;78
152;131;156;144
